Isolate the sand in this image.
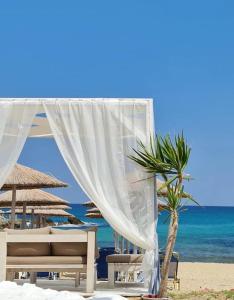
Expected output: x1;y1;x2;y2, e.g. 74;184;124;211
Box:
177;262;234;292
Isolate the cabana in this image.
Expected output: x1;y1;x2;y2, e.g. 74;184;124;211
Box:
0;98;159;293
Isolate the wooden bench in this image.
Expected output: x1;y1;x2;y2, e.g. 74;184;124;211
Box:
0;230;96;293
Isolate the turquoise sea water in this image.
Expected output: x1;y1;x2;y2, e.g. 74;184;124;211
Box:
69;205;234;263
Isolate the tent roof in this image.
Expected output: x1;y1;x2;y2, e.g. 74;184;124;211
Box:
0;189;69;207
19;99;151;138
1;164;68;190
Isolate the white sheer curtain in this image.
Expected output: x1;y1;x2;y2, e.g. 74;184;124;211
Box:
44;99;157;285
0;100;39;188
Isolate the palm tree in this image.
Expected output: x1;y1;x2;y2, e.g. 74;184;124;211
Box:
129;133;197;298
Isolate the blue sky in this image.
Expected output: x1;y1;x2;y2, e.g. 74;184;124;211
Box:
0;1;233;206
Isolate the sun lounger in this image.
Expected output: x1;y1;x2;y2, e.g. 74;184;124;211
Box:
106;254;143;287
160;251;180;290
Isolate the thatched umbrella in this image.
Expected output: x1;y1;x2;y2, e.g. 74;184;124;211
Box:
84;199;167;220
6;208;74;228
82;201;96;208
85;212;103;219
25;205;71;210
86;207;101;214
0;164;68;228
156;178;190;198
8;208;74;217
0;189;70;228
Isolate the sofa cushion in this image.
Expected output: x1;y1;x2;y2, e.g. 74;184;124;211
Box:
50;228;99;257
7;255;87;265
106;254;143;263
7;243;50;256
5;227;50;256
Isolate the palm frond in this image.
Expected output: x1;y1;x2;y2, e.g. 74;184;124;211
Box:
128;132;198;212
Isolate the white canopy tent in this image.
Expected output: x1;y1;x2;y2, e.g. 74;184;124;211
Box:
0;98;159;291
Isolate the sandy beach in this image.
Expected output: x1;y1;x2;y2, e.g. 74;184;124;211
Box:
177;262;234;292
38;262;234;294
59;262;234;293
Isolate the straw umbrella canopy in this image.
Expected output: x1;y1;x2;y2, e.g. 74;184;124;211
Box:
1;164;68;190
156;178;190;198
86;207;101;214
82;201;96;208
25;205;71;210
7;208;74;217
0;164;68;228
0;189;70;228
0;189;69;207
85;207;102;218
85;199;167;220
85;212;103;219
6;208;74;228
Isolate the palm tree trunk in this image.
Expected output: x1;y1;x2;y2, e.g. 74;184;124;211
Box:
159;211;178;298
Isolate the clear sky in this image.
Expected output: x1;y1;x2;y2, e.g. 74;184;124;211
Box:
0;1;233;206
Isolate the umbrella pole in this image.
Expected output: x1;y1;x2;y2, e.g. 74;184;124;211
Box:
39;215;43;228
10;186;16;229
31;209;35;229
36;215;40;228
43;216;46;227
22;202;27;229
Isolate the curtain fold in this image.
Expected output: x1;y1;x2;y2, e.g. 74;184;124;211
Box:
0;100;39;188
44;99;157;286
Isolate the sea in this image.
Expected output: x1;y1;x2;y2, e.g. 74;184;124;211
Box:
64;205;234;263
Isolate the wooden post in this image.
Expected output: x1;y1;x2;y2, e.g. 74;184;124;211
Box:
10;186;17;229
22;202;27;229
30;272;37;284
108;263;115;287
75;272;80;287
0;232;7;281
86;231;95;293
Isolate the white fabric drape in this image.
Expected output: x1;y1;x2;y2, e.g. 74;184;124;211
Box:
0;100;39;188
44;99;157;285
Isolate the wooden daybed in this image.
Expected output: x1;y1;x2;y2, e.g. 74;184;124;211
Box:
0;227;97;293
